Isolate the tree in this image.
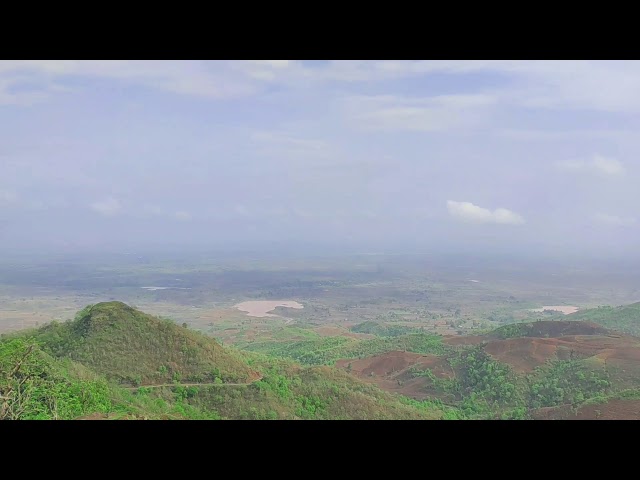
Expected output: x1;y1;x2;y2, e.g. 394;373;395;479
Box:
0;342;36;419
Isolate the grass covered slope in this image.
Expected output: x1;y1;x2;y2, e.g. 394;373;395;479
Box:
489;320;611;340
2;302;449;419
173;356;446;419
243;332;448;366
329;319;640;418
566;303;640;335
26;302;259;386
15;301;639;420
0;338;113;419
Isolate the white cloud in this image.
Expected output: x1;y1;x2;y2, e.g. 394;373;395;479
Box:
4;60;640;116
233;204;250;217
250;131;333;163
0;189;17;206
495;128;630;142
290;207;313;219
345;94;497;132
320;61;640;113
251;131;328;151
594;213;636;227
0;60;257;103
239;60;293;80
142;204;192;221
142;204;164;216
591;155;625;175
556;154;625;176
90;197;121;216
447;200;525;225
174;211;192;221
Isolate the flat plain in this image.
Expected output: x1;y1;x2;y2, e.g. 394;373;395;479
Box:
2;252;639;345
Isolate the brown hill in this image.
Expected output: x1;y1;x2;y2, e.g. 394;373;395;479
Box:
336;351;454;400
532;399;640;420
337;321;640;399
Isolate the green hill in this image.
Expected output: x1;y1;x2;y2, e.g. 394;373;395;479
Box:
489;320;611;339
28;301;259;386
244;332;447;366
0;338;114;420
1;302;448;420
565;303;640;335
7;301;640;419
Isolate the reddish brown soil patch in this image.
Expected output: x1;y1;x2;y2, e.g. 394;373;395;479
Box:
531;405;574;420
491;321;611;339
336;351;454;400
484;333;640;373
337;321;640;401
484;338;562;372
572;399;640;419
445;335;485;346
594;347;640;363
337;351;427;376
443;322;640;374
76;413;110;420
532;399;640;420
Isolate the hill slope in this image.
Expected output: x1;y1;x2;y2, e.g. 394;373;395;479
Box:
27;302;259;386
565;303;640;335
1;338;114;420
334;320;640;419
3;302;448;419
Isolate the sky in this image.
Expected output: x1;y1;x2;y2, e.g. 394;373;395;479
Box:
1;60;640;258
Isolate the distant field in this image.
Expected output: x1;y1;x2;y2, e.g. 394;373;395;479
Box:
529;306;579;315
4;253;640;420
1;253;640;344
234;300;304;318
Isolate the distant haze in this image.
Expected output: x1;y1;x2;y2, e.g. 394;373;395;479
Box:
2;60;640;258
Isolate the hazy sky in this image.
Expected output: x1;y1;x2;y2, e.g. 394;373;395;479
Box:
2;60;640;256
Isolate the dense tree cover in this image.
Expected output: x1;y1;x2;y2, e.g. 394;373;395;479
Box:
1;301;627;420
350;321;424;337
244;333;448;366
410;346;612;418
528;360;610;408
11;302;256;385
567;303;640;335
0;339;112;420
187;356;444;420
1;302;448;420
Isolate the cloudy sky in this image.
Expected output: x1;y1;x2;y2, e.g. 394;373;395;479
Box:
1;60;640;257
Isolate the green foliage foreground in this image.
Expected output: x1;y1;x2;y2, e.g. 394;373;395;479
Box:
0;302;448;420
409;345;611;419
244;332;448;365
0;339;112;420
1;301;629;420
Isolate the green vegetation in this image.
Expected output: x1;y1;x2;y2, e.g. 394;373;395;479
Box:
1;302;448;420
2;298;637;420
14;302;256;385
350;321;423;337
409;346;613;418
490;323;534;339
528;360;610;408
490;320;610;339
567;303;640;335
188;356;443;419
244;333;448;366
408;345;524;418
0;339;112;420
